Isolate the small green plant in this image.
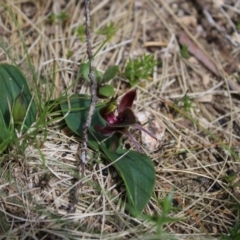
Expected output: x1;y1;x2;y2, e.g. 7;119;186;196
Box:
221;220;240;240
122;54;157;87
73;24;86;42
222;170;240;240
173;93;193;113
47;11;69;24
66;50;73;59
79;63;119;98
224;171;237;184
144;191;179;238
96;22;117;39
180;44;190;59
181;94;193;112
0;63;36;153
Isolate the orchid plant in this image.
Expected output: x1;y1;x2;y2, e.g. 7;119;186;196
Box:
60;89;156;215
0;63;156;216
95;89;156;152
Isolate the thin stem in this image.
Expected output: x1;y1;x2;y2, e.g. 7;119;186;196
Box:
69;0;98;213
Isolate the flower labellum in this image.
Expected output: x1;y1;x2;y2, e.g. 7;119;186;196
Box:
95;89;157;152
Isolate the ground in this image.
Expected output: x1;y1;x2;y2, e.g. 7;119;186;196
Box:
0;0;240;239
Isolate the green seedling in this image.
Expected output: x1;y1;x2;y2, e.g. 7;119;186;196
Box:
143;191;179;237
173;93;193;113
66;50;73;59
47;11;69;24
221;220;240;240
180;44;190;59
181;94;193;112
224;171;237;184
122;54;157;87
79;63;119;98
96;22;117;39
73;24;86;42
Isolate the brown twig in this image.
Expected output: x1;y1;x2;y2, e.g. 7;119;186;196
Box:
69;0;98;213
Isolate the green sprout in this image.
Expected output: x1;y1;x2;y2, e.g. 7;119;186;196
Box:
122;54;158;87
47;11;69;24
181;94;193;112
224;171;237;184
73;24;86;42
221;220;240;240
180;44;190;59
78;63;119;98
66;50;73;59
96;22;117;39
144;191;179;237
173;93;193;115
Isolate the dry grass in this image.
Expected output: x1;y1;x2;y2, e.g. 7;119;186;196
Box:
0;0;240;239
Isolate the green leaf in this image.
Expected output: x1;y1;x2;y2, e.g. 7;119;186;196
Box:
79;63;90;82
0;63;36;152
160;191;174;214
73;24;85;42
98;85;115;98
0;63;36;128
101;146;155;216
79;63;103;83
102;65;119;82
12;90;27;123
122;54;157;87
0;110;14;153
60;94;110;150
96;22;117;39
180;44;189;59
95;69;103;82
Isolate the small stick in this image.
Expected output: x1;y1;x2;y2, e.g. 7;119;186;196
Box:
69;0;98;213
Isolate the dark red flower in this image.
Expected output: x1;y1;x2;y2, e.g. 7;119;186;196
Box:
95;89;156;152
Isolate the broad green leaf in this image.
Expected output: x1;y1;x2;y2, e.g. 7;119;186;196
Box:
102;65;119;82
101;146;155;216
0;63;36;128
98;85;115;98
60;94;111;150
